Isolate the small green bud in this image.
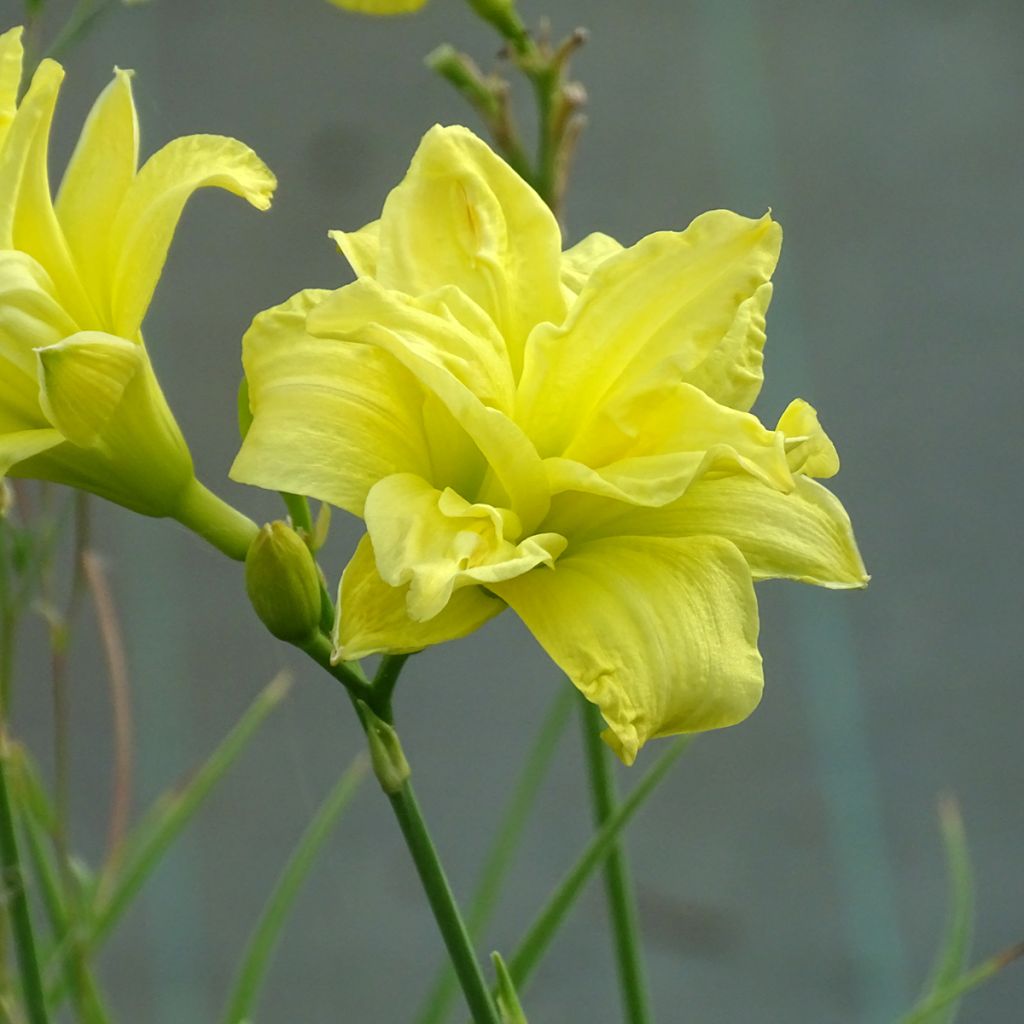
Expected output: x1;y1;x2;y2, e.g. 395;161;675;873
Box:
357;700;410;794
245;521;323;644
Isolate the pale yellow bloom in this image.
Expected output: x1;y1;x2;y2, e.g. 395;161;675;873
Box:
0;27;275;516
233;124;867;764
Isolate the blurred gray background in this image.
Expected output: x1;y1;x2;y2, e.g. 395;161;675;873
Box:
5;0;1023;1021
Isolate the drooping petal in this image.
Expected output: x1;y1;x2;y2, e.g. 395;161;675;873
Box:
375;124;566;376
330;220;379;278
0;427;63;476
0;26;23;150
560;231;623;297
334;534;502;662
55;68;138;319
488;535;763;765
109;133;276;337
777;398;840;478
518;211;782;455
308;279;551;530
231;289;432;516
364;472;565;621
36;331;142;445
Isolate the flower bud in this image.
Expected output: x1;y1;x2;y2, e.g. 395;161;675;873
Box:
245;522;322;644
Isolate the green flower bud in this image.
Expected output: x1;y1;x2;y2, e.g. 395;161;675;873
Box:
245;521;322;644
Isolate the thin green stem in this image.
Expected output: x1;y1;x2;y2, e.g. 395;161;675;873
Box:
42;0;117;63
387;780;501;1024
0;737;49;1024
372;654;410;721
171;480;259;562
579;698;652;1024
280;493;313;537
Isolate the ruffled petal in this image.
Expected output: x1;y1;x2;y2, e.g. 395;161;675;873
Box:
489;535;763;765
375;124;565;376
231;288;432;515
308;278;551;530
334;533;503;661
560;231;623;297
364;472;565;621
518;210;782;455
109;133;276;337
55;69;139;320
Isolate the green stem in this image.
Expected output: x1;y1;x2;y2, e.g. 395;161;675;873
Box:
579;699;652;1024
280;493;313;537
372;654;410;721
387;780;501;1024
0;737;49;1024
171;480;259;562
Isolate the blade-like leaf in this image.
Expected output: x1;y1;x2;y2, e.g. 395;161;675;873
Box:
417;688;574;1024
491;952;528;1024
220;754;368;1024
507;737;689;991
90;671;292;945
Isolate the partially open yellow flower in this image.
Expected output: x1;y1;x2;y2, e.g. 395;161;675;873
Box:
0;26;275;517
233;124;867;764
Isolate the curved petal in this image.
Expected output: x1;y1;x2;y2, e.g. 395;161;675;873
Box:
334;533;503;661
777;398;839;478
488;535;763;765
330;220;379;278
55;68;139;318
36;331;142;445
109;133;276;337
327;0;429;12
308;279;551;530
231;288;432;515
0;26;23;149
518;211;782;455
376;124;565;376
0;427;63;476
561;231;623;297
364;472;565;621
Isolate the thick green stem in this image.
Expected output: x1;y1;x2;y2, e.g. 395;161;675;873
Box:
387;781;501;1024
579;699;652;1024
171;480;259;562
0;737;49;1024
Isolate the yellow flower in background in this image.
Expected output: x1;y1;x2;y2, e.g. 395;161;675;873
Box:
233;124;867;764
0;26;275;516
326;0;428;15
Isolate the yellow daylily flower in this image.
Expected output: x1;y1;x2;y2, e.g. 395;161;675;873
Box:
233;124;868;764
0;26;275;521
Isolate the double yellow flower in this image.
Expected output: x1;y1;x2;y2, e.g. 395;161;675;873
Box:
233;125;868;763
0;26;274;517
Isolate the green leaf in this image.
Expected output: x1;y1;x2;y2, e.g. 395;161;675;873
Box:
220;754;367;1024
506;737;689;992
416;688;574;1024
491;952;528;1024
89;671;292;946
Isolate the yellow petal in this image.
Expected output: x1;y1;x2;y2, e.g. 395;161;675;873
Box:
0;26;24;149
308;279;551;530
489;535;763;765
560;231;622;297
518;211;782;455
334;533;502;661
36;331;142;445
55;68;138;320
777;398;840;478
375;124;565;376
364;472;565;621
109;133;276;337
0;427;63;476
231;289;433;515
330;219;379;278
327;0;428;13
